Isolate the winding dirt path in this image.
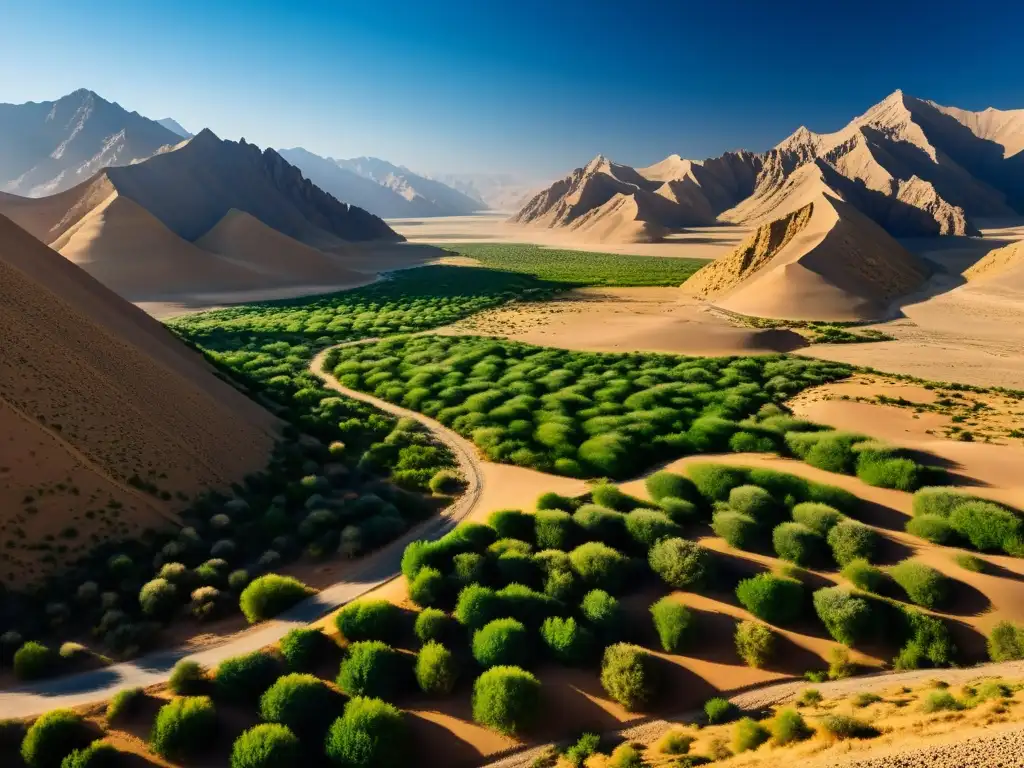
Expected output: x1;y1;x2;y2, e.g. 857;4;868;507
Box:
0;340;484;717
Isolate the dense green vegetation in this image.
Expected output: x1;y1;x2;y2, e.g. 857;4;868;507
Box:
440;242;707;286
909;487;1024;556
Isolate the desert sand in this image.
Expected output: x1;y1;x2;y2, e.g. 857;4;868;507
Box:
0;213;279;585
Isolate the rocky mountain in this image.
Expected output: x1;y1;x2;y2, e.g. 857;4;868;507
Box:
336;156;484;216
429;172;542;212
514;91;1024;242
0;89;181;197
156;117;192;138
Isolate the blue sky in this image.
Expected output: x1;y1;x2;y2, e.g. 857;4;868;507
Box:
2;0;1022;179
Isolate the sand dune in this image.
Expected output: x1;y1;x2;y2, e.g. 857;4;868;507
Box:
685;169;929;321
0;213;278;584
963;238;1024;283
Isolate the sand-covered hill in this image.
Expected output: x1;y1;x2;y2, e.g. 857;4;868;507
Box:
0;130;399;300
684;166;930;321
514;91;1024;242
0;89;181;197
963;239;1024;284
0;213;278;584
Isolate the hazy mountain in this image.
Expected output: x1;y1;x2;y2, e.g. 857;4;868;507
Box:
336;156;484;216
515;90;1024;242
0;88;181;197
430;172;545;211
156;117;192;138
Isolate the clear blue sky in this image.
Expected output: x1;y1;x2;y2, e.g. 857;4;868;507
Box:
2;0;1022;179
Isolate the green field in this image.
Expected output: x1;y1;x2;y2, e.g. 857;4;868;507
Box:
439;242;708;286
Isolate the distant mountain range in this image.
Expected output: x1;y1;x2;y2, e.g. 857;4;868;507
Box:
514;90;1024;242
156;117;192;138
279;149;486;218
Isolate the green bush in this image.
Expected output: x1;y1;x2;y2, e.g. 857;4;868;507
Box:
239;575;313;623
138;578;179;620
20;710;91;768
889;560;950;609
260;673;340;736
856;453;923;491
279;627;329;671
564;733;601;766
688;464;749;501
950;501;1023;553
734;620;775;668
540;616;593;664
646;471;698;503
600;644;656;710
728;485;782;524
572;505;626;546
472;666;541;735
335;599;403;643
149;696;217;759
813;587;871;646
105;687;143;723
59;742;119;768
489;509;535;542
841;559;886;593
827;521;879;566
414;607;453;643
472;618;530;668
581;589;622;638
455;584;502;629
13;641;54;681
409;566;446;608
568;541;630;592
704;697;736;724
325;696;406;768
215;651;281;703
906;515;957;545
591;484;640;511
818;714;879;739
537;491;578;511
987;621;1024;661
786;431;861;474
168;660;207;695
624;509;680;548
415;641;459;695
798;688;823;706
230;723;300;768
735;574;803;625
712;511;759;550
648;537;710;589
732;717;770;753
607;743;645;768
954;552;986;572
659;496;701;524
772;522;826;567
791;502;844;535
650;597;693;653
770;708;811;745
535;509;574;550
913;487;970;517
894;611;956;670
429;469;463;495
336;640;406;698
920;690;963;713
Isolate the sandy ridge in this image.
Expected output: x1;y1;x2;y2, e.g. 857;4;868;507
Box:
0;338;483;717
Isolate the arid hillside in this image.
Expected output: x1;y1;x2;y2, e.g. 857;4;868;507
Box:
0;213;279;585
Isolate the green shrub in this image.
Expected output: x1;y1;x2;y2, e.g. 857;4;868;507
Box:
648;537;710;589
827;521;879;565
735;574;803;625
688;464;749;501
537;491;578;511
607;743;645;768
168;660;207;695
105;687;143;722
279;627;329;671
600;644;656;710
818;714;879;739
325;696;406;767
732;717;770;753
791;502;844;535
712;511;759;550
494;583;559;626
987;621;1024;661
564;733;601;766
215;651;281;703
906;515;957;545
624;509;680;548
735;620;775;668
704;697;736;724
260;673;340;736
646;471;698;503
812;588;871;646
787;431;861;473
657;729;695;755
894;611;956;670
568;541;630;592
591;483;640;511
489;508;535;542
472;666;541;734
913;487;969;517
920;689;964;713
451;551;487;586
230;723;300;768
950;501;1023;553
429;469;463;494
856;453;923;491
797;688;822;706
650;597;693;653
239;575;313;623
335;599;403;643
572;505;626;546
828;646;856;679
149;696;217;759
841;559;886;593
455;584;502;629
473;618;530;668
852;692;882;708
20;710;90;768
729;485;782;523
688;416;739;453
581;589;622;638
770;708;811;745
889;560;950;609
414;607;453;644
138;578;179;620
659;496;701;524
540;616;593;664
415;641;458;695
535;509;574;550
336;640;405;698
13;641;54;681
408;566;446;608
954;552;986;572
772;522;826;567
59;742;119;768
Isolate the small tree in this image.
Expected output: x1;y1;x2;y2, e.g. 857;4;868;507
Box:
648;538;710;589
735;574;804;625
279;627;329;671
735;620;775;668
230;724;300;768
650;597;693;653
827;521;879;566
239;575;313;623
335;599;403;643
408;567;446;608
415;641;459;696
149;696;217;760
215;651;281;703
472;666;541;735
540;616;593;665
580;589;622;639
472;618;530;668
20;709;90;768
813;587;872;646
414;608;453;644
168;660;207;695
13;641;53;681
600;644;656;711
259;673;341;737
325;696;406;767
336;641;405;698
568;541;631;592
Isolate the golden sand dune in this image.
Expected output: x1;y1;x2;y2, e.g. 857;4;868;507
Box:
684;169;929;321
0;213;278;584
963;239;1024;284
